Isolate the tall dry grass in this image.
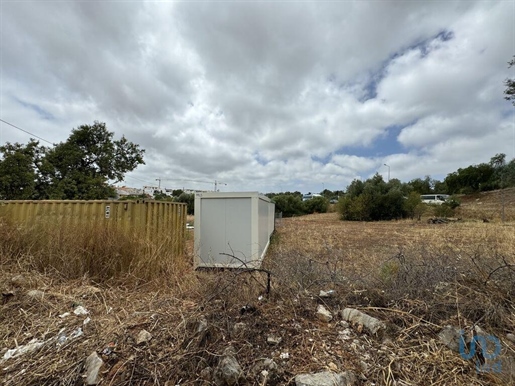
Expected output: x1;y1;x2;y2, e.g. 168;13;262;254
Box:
265;215;515;328
0;216;189;283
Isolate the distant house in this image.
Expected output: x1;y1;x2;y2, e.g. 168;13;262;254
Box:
115;186;145;197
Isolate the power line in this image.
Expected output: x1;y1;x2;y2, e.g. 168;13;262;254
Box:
123;175;154;185
0;118;54;145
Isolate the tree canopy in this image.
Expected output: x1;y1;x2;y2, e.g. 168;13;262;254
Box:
338;174;410;221
505;56;515;106
0;122;145;200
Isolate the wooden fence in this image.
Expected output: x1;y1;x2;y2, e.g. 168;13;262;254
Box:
0;200;187;257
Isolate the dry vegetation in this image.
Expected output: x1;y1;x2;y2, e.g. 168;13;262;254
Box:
1;192;514;385
457;187;515;222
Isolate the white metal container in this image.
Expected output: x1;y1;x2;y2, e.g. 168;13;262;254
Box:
194;192;275;269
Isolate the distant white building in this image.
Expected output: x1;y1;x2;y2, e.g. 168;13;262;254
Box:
115;186;145;197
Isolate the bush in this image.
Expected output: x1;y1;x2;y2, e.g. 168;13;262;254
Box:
446;195;461;209
433;203;455;218
338;174;408;221
272;194;306;217
304;196;329;214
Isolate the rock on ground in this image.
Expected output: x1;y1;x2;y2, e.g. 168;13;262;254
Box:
438;325;464;353
214;347;243;386
340;308;385;335
26;289;45;300
136;329;152;345
84;352;104;385
317;305;333;322
295;371;356;386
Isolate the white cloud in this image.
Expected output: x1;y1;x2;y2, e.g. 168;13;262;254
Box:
1;0;514;193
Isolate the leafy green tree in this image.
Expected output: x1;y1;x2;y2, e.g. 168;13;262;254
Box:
0;140;41;199
403;191;425;220
320;189;333;199
42;122;145;199
409;176;433;194
153;191;173;201
0;122;144;200
433;180;448;194
505;158;515;187
272;194;305;217
304;196;329;214
338;195;367;221
381;188;406;220
489;153;506;190
339;174;408;221
444;163;495;194
175;192;194;215
505;56;515;106
172;189;184;197
346;179;365;197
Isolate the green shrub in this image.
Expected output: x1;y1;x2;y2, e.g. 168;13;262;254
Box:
304;196;329;214
272;194;306;217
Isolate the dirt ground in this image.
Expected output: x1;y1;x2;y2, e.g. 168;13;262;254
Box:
1;196;514;385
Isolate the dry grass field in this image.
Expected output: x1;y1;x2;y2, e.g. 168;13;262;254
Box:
0;191;514;385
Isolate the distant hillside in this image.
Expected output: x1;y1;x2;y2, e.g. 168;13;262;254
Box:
456;187;515;221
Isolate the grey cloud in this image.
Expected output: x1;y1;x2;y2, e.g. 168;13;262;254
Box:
1;0;513;193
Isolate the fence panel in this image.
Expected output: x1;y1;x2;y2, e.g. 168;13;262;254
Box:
0;200;187;257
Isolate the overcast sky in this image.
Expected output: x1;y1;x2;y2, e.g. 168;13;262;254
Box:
1;0;514;194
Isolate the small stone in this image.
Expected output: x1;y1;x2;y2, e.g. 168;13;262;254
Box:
327;362;338;371
250;358;280;383
213;346;243;386
232;322;247;337
267;335;282;345
84;352;103;385
316;305;333;322
506;333;515;344
438;325;465;353
295;371;356;386
26;289;45;300
319;290;335;298
340;308;385;335
338;329;352;340
74;306;89;316
197;316;208;333
136;329;152;344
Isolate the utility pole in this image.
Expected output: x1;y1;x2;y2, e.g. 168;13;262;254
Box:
155;178;161;190
501;169;505;223
492;154;506;223
384;164;390;182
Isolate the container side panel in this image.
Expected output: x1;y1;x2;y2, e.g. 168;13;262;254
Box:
224;198;252;266
258;198;270;259
197;197;252;267
198;198;226;265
